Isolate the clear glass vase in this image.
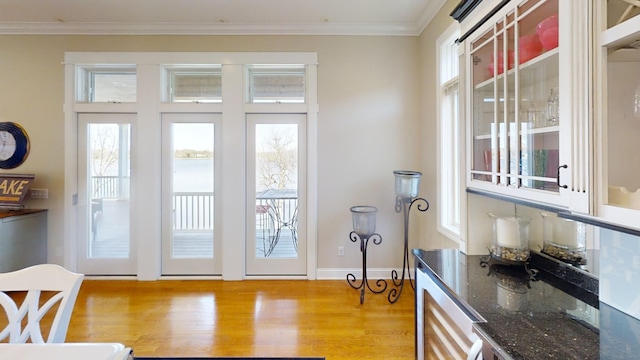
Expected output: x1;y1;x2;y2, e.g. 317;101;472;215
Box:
546;87;559;125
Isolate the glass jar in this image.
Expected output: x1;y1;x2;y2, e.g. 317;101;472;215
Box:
393;170;422;198
350;206;377;237
488;213;531;263
541;212;586;264
546;87;559;125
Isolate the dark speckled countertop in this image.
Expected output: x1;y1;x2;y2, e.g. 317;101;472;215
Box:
413;248;640;360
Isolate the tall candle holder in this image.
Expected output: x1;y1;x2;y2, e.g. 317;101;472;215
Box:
347;205;388;304
389;170;429;304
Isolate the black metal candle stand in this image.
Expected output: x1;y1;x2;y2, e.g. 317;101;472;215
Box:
388;196;429;304
346;231;388;304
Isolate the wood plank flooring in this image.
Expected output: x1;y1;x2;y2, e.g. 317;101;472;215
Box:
66;280;416;360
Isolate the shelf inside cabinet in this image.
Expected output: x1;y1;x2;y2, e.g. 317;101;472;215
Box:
474;48;559;90
474;133;491;140
602;11;640;49
525;124;559;135
474;125;558;140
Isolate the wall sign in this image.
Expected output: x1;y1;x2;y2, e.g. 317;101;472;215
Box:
0;173;34;208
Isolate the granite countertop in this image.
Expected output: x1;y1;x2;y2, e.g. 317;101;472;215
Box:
413;248;640;360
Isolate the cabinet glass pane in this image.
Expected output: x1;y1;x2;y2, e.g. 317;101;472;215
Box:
506;23;517;186
519;0;559;192
470;28;495;183
606;56;640;209
606;1;640;30
469;0;560;191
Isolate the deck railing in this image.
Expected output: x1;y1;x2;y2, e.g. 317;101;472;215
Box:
92;175;130;199
92;177;297;236
173;192;214;230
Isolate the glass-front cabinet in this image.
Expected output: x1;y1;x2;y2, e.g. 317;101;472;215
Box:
596;1;640;229
464;0;590;213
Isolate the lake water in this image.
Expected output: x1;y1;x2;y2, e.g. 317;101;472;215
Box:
173;158;214;192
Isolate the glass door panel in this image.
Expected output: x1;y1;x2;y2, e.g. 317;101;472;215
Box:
469;0;559;192
161;114;221;275
77;114;134;275
605;52;640;209
518;0;560;192
506;21;519;187
470;28;496;183
496;26;509;186
246;114;306;276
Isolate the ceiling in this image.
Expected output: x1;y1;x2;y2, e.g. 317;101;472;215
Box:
0;0;447;36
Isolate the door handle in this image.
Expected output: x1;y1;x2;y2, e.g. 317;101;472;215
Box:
557;164;568;189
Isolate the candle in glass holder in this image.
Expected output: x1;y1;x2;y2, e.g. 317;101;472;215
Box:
393;170;422;198
542;212;585;250
350;206;377;236
496;217;521;248
553;219;579;249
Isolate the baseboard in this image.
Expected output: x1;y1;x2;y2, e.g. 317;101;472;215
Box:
316;267;400;280
84;269;403;281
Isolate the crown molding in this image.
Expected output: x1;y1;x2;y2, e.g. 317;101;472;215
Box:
0;21;426;36
0;0;448;36
416;0;448;35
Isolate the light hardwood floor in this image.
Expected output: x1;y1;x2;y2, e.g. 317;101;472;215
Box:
66;280;416;360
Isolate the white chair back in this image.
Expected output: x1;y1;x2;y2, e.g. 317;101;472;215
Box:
0;264;84;343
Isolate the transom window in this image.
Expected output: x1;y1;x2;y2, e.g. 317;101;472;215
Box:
77;66;137;103
247;65;305;104
165;66;222;103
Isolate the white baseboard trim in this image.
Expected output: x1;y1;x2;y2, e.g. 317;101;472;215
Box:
316;267;402;280
85;269;407;281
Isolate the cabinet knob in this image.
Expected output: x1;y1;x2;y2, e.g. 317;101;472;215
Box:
557;165;568;189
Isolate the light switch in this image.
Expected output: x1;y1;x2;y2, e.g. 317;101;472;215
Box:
28;188;48;199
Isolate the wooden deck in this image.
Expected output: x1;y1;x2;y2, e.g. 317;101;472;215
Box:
91;199;298;260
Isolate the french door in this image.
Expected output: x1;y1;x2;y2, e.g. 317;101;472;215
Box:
77;113;135;275
246;114;307;275
161;114;222;275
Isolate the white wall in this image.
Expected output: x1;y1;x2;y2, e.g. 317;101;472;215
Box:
0;34;424;274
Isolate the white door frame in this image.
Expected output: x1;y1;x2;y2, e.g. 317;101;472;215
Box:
76;113;137;275
161;113;223;275
245;114;307;276
64;52;318;280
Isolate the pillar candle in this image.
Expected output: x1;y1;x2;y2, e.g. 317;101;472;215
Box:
496;217;520;248
553;219;579;248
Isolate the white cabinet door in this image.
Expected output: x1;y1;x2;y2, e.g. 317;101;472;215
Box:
464;0;590;213
595;0;640;230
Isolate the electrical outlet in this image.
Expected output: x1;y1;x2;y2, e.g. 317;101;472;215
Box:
338;246;344;256
28;188;48;199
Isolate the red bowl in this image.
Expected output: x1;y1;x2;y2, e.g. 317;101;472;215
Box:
488;62;495;76
519;49;539;64
488;62;504;76
519;34;543;63
536;15;558;37
489;51;515;76
520;34;543;53
540;27;558;50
